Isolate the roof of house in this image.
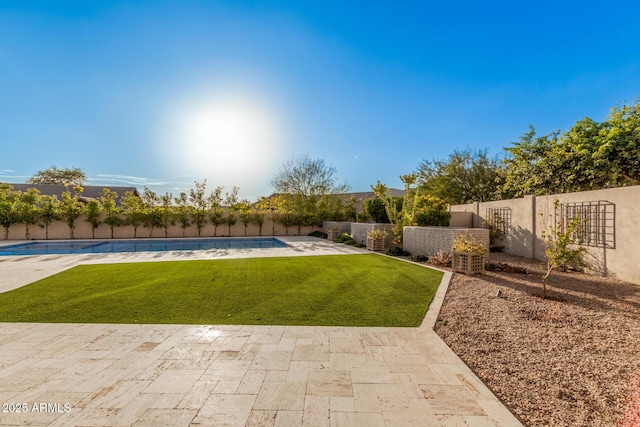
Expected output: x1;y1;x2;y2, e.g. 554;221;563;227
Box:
2;183;140;204
263;188;405;201
261;188;406;209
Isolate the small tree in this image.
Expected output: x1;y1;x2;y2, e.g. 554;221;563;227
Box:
208;186;225;237
224;187;239;236
0;185;20;240
236;199;254;236
255;196;275;236
16;188;41;239
141;187;163;238
160;192;173;238
122;191;145;238
541;200;588;298
189;180;209;237
60;186;84;239
174;192;191;237
272;194;295;235
371;174;419;245
38;194;60;240
84;199;102;239
99;189;121;239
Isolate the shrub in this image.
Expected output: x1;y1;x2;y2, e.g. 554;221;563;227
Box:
409;254;428;263
489;227;505;252
452;233;488;255
308;231;328;238
414;195;451;226
387;246;411;257
429;250;452;267
366;229;389;240
363;197;399;223
335;232;362;247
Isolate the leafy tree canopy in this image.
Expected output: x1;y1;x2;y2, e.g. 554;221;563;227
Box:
272;155;350;197
501;99;640;197
27;166;86;186
417;148;501;204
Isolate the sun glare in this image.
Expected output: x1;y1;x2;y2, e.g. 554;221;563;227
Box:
172;95;285;186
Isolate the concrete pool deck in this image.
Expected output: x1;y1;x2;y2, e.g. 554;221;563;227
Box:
0;237;522;426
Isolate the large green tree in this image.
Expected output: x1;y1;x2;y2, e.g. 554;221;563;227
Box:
500;99;640;197
417;148;501;204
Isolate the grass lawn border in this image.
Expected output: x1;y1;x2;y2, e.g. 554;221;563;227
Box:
0;253;445;327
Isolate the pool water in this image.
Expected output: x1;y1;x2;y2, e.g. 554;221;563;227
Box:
0;238;287;256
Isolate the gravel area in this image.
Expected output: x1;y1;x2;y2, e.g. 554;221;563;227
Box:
432;252;640;427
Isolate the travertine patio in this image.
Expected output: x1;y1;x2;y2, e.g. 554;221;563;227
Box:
0;237;523;426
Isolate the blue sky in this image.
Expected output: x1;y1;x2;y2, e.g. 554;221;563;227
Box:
1;1;639;200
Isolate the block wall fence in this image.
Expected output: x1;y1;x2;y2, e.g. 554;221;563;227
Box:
449;185;640;285
3;216;317;241
403;227;490;257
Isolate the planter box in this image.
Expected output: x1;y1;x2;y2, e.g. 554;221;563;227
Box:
367;237;385;252
328;229;341;241
452;251;485;274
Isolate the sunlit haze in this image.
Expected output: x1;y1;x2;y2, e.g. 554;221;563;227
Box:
1;1;639;199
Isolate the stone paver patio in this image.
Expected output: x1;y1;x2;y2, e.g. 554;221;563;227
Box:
0;237;522;426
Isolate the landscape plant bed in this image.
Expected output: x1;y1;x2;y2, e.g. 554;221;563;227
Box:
435;252;640;427
0;254;443;327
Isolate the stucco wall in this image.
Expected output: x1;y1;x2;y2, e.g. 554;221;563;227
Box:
4;215;316;241
449;212;473;228
403;226;490;257
450;185;640;285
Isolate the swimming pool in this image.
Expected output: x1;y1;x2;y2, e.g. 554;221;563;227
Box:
0;238;288;256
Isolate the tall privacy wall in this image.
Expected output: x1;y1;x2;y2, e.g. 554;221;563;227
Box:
322;222;394;247
3;216;316;241
449;185;640;284
403;227;489;257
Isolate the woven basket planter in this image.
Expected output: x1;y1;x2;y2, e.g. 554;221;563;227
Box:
366;237;385;252
452;251;485;275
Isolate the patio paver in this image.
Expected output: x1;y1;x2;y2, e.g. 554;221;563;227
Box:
0;237;523;426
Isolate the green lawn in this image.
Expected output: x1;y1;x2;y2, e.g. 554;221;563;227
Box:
0;254;443;327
